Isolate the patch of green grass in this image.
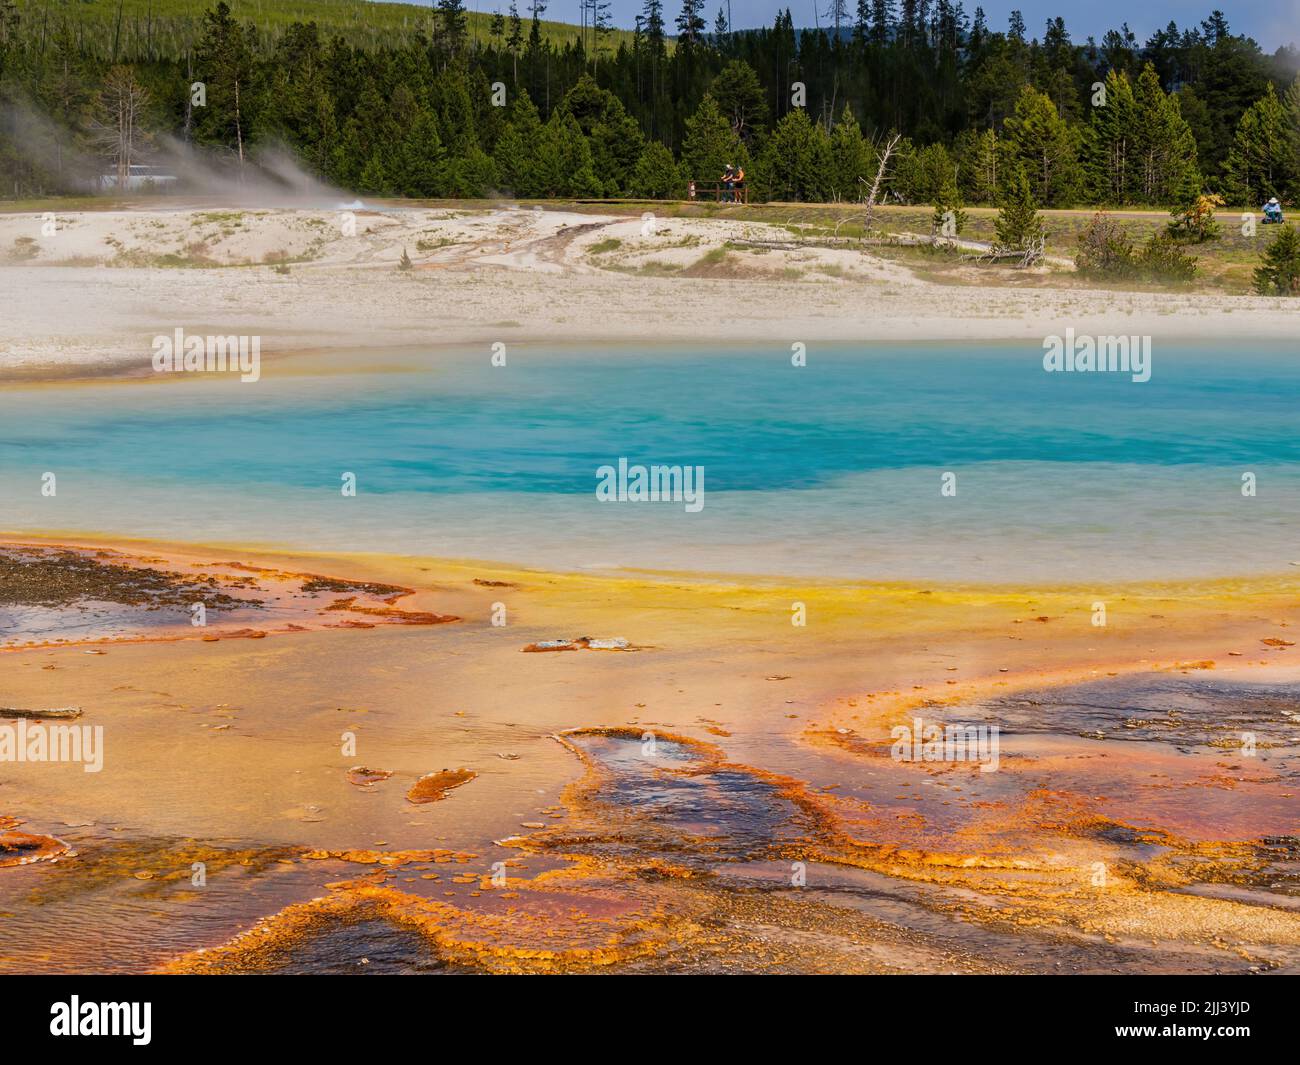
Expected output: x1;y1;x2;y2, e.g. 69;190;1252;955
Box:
0;196;107;213
633;260;681;275
588;237;623;254
110;249;206;267
194;211;246;226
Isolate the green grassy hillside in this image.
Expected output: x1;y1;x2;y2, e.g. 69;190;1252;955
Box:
12;0;639;58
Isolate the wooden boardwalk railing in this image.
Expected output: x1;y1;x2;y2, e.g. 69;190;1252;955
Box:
687;181;749;204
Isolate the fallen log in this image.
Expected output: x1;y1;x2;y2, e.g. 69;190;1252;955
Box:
0;706;83;720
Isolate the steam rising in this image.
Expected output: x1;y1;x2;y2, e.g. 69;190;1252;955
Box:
2;94;349;207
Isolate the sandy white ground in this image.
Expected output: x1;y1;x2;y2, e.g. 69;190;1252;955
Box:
1;203;1296;375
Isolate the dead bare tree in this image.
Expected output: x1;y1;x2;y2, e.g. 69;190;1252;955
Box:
976;233;1046;267
859;132;900;232
90;65;150;188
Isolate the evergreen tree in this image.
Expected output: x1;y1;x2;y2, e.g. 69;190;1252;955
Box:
392;111;448;196
756;108;833;201
506;3;524;84
968;5;987;51
430;67;480;159
711;60;767;143
631;140;683;197
560;74;644;194
638;0;668;138
494;90;544;196
1008;9;1025;43
931;188;966;236
1253;223;1300;295
1003;84;1080;206
676;0;706;46
681;93;746;186
894;142;958;203
193;1;256;164
957;127;1000;204
534;109;600;195
1083;68;1137;203
526;1;546;109
829;104;875;201
1168;192;1223;243
641;0;667;46
36;21;96;183
1285;75;1300;192
930;156;967;235
869;0;894;46
436;0;470;55
1224;84;1294;206
1131;63;1200;205
994;164;1045;250
852;0;870;48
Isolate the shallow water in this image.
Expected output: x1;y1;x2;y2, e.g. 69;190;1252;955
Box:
3;341;1299;973
967;675;1300;872
3;342;1299;581
3;662;1298;974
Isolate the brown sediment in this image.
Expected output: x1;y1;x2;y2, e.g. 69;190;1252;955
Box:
299;577;408;597
406;769;478;804
301;848;476;867
0;544;256;612
346;766;392;787
0;540;461;649
0;830;74;867
324;597;458;625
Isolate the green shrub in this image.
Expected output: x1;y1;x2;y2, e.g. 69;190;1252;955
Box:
1253;224;1300;295
1138;232;1198;283
1076;213;1197;284
1168;193;1223;244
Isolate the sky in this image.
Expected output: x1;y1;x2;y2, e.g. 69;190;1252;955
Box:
462;0;1297;49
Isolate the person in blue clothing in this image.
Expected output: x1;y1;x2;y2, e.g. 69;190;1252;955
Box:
1263;197;1284;224
720;163;735;203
